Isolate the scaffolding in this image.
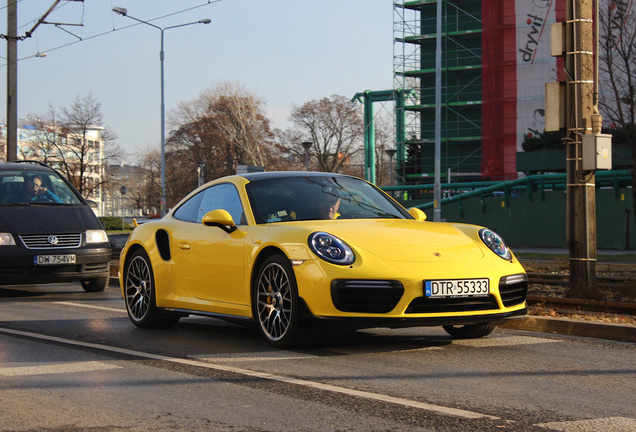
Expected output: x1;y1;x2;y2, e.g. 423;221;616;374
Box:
393;0;484;184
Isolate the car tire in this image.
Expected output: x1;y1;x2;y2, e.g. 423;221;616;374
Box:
442;324;497;339
253;254;306;348
123;248;180;329
80;276;109;292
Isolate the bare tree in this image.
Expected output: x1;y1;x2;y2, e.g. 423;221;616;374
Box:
373;112;396;186
281;95;364;173
127;146;162;215
598;0;636;220
23;93;122;202
165;82;277;206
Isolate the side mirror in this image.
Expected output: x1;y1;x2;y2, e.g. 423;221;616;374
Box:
201;209;237;233
408;207;427;221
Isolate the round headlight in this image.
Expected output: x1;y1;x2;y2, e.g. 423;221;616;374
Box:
308;231;355;265
479;228;512;261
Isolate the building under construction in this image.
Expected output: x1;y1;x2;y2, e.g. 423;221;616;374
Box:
393;0;562;183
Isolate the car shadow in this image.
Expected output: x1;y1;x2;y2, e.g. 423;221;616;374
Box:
0;287;47;299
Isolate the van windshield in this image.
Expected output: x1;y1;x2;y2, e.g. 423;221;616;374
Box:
0;169;83;206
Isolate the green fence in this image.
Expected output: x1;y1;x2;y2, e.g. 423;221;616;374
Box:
384;171;635;250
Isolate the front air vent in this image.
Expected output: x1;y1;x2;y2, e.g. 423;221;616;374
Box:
331;280;404;313
499;273;528;307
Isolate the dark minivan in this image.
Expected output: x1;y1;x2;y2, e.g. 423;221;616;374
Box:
0;161;111;292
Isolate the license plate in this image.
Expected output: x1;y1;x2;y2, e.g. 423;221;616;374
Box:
34;254;76;266
425;278;489;298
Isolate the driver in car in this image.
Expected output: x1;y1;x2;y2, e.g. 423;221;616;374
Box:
26;175;62;203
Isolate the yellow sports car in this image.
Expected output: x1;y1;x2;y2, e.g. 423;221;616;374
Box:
120;172;527;347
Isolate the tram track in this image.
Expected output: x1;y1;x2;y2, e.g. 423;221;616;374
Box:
526;271;636;317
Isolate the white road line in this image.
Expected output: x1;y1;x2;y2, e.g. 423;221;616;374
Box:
54;302;126;314
0;361;121;377
192;351;318;362
0;327;498;420
536;417;636;432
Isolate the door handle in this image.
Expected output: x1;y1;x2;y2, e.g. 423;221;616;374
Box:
178;243;191;250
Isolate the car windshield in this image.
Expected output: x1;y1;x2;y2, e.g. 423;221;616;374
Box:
0;169;83;206
246;175;411;224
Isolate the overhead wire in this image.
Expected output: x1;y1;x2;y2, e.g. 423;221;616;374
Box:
1;0;223;64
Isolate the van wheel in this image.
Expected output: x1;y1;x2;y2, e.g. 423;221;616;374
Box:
81;276;108;292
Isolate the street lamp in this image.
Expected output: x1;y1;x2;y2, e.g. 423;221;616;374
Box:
385;148;396;186
197;161;206;187
301;141;312;171
112;7;211;216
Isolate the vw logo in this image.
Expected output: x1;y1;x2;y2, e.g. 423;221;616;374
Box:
47;235;59;245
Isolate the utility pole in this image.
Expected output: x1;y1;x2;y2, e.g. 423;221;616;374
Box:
564;0;599;297
6;0;18;161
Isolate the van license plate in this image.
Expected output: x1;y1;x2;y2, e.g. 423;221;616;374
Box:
34;254;77;265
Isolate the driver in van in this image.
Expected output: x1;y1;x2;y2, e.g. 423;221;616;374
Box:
1;175;62;204
27;175;62;203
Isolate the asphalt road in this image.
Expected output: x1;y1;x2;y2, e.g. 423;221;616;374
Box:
1;282;635;432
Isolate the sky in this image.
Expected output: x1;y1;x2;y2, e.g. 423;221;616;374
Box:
0;0;395;160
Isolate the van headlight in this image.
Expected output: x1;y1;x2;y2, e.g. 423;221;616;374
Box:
0;233;16;246
86;229;108;244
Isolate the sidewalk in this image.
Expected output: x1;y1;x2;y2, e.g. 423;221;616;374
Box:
514;247;635;256
501;315;636;343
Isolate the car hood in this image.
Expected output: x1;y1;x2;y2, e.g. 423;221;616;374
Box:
293;219;485;262
0;205;101;234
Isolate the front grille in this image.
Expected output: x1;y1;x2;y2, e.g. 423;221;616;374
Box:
406;295;499;314
331;280;404;313
19;234;82;249
499;274;528;307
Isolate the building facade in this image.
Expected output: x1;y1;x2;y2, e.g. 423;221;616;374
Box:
0;120;107;215
394;0;561;183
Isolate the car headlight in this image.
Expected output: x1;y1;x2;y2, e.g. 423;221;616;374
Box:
479;228;512;261
86;229;109;244
308;231;355;265
0;233;16;246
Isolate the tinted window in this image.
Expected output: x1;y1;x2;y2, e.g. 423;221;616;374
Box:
0;169;82;206
173;183;244;225
196;183;244;224
246;175;410;224
173;190;204;222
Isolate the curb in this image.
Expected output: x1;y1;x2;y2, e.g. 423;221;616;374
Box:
501;316;636;343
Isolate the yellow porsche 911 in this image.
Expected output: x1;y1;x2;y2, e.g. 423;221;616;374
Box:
119;172;527;347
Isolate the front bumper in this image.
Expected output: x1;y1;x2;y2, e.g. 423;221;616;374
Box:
0;246;111;285
303;307;528;332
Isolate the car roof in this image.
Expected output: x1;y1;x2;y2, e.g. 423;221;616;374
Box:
238;171;352;182
0;161;54;172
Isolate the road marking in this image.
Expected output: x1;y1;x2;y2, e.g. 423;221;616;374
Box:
0;361;121;377
193;351;318;362
54;302;126;314
536;417;636;432
0;327;497;420
453;335;560;347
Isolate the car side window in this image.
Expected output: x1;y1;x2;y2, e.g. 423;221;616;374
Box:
173;191;204;222
196;183;245;225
